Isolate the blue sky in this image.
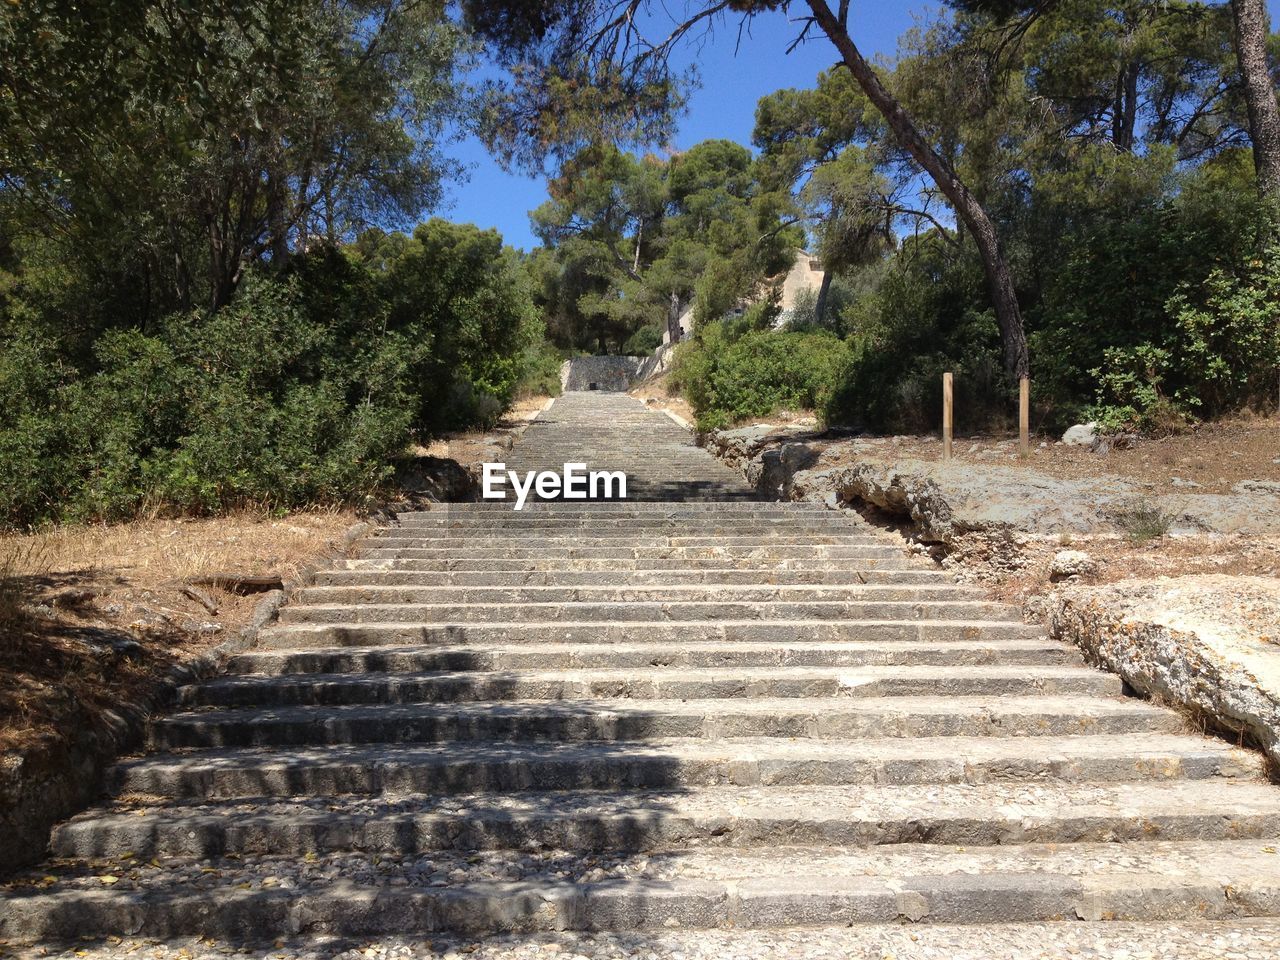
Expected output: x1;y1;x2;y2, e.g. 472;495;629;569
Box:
439;4;933;251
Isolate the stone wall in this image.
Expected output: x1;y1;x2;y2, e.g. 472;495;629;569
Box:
560;356;645;392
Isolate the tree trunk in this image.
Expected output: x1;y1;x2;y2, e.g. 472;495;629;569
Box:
806;0;1030;379
815;269;832;329
1231;0;1280;197
667;291;684;343
1113;61;1139;152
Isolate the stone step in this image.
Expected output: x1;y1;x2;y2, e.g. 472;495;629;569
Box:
177;665;1116;708
277;600;1023;626
51;780;1280;860
109;734;1261;800
258;619;1046;650
295;584;987;605
341;559;923;574
147;695;1168;749
226;639;1085;676
312;568;954;586
8;839;1280;939
357;545;906;560
366;535;887;548
394;505;820;519
388;518;860;531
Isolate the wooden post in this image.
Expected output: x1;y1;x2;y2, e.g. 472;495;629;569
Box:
1019;376;1030;457
942;372;953;462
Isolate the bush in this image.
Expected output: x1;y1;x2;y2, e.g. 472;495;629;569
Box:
621;322;663;356
0;221;548;528
821;235;1011;433
1089;244;1280;431
514;341;565;400
672;323;849;431
373;220;542;434
0;272;414;525
1113;499;1174;544
1029;150;1272;429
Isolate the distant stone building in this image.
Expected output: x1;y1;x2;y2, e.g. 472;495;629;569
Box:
777;250;825;325
661;249;825;345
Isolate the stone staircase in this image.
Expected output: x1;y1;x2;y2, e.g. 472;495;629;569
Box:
4;392;1280;944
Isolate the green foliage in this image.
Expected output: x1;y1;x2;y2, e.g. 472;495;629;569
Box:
673;323;850;431
0;272;411;524
0;221;545;527
621;323;664;356
0;0;470;314
1090;242;1280;431
514;341;566;400
530;140;800;353
820;235;1010;433
371;219;543;433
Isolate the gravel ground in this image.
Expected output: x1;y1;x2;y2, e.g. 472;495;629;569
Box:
7;923;1280;960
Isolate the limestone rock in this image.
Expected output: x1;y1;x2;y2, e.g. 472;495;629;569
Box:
1047;575;1280;767
1049;550;1097;582
1061;423;1098;447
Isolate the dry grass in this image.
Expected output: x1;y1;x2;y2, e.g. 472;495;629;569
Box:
0;507;356;754
3;507;355;586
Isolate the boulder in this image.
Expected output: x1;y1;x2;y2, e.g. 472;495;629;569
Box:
1049;550;1097;582
1061;423;1098;447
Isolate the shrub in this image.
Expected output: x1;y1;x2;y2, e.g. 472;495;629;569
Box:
0;272;414;525
621;322;663;356
821;235;1011;433
1089;245;1280;431
514;341;565;400
673;323;849;430
375;220;542;435
0;221;547;527
1113;499;1174;544
1030;150;1272;429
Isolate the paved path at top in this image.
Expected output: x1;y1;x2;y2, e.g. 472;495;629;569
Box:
504;391;757;501
3;392;1280;952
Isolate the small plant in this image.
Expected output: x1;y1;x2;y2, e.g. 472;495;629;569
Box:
1114;499;1174;543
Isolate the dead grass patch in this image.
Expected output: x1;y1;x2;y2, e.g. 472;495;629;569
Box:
0;508;355;754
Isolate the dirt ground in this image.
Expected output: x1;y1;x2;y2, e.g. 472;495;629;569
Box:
844;412;1279;497
0;510;355;755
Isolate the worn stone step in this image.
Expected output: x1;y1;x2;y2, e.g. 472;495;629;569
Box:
8;839;1280;940
339;557;921;572
52;780;1280;860
148;694;1171;749
258;619;1046;650
312;568;953;587
177;665;1117;708
295;584;986;605
358;545;906;560
388;519;860;532
110;734;1261;800
278;599;1023;626
394;505;821;519
367;535;886;550
227;639;1085;677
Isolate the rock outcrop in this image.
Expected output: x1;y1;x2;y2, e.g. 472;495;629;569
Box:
1047;576;1280;766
